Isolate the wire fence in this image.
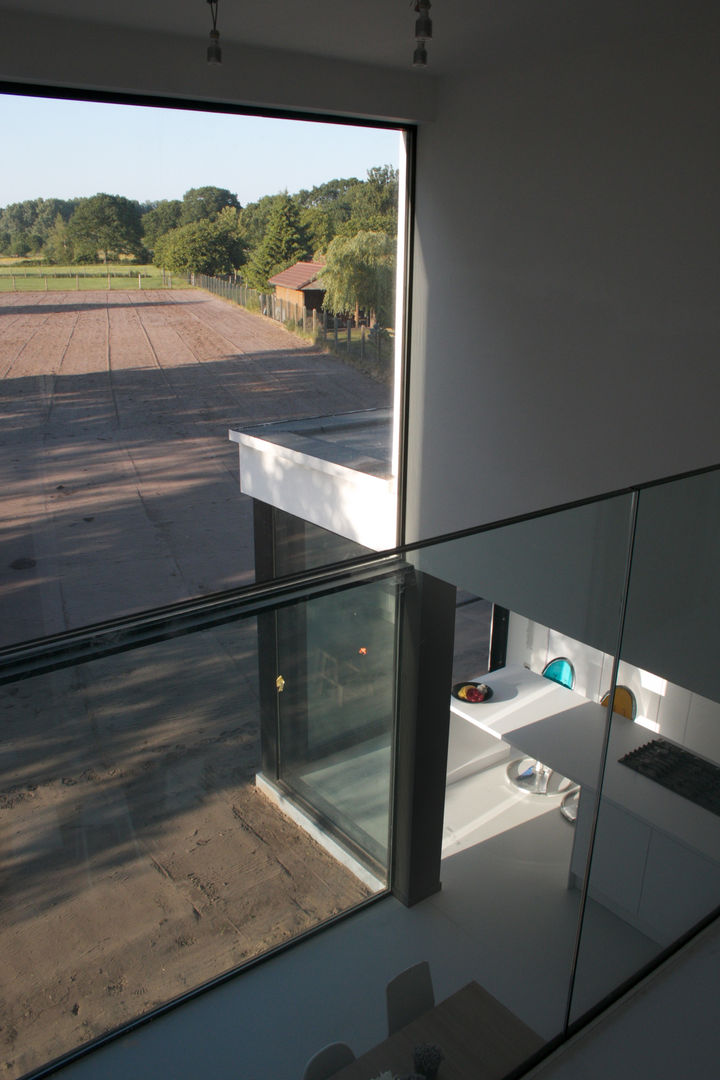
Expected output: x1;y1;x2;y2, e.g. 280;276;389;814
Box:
191;272;393;382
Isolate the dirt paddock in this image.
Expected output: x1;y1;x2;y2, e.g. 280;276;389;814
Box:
0;288;388;646
0;290;389;1078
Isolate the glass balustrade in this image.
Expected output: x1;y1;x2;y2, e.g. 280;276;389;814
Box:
410;492;636;1043
1;466;719;1080
0;562;403;1080
568;469;720;1023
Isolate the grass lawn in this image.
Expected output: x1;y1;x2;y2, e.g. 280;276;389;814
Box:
0;262;181;291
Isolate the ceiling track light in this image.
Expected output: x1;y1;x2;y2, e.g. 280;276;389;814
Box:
206;0;222;64
412;0;432;66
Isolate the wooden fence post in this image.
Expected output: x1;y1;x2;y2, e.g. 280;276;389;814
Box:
347;322;351;349
361;324;366;361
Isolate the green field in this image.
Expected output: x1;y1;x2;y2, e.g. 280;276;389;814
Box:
0;263;183;291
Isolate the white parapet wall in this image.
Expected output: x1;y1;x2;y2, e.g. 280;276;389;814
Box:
229;409;397;551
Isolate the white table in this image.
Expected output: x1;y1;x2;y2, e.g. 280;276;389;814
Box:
450;663;606;793
332;980;543;1080
450;664;603;758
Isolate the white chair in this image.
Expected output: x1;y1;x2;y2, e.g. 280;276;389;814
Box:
302;1041;355;1080
386;960;435;1035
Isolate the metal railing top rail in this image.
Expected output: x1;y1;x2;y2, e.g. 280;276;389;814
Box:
2;457;718;686
396;457;720;556
0;554;406;686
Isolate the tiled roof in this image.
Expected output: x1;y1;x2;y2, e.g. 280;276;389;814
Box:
268;260;326;290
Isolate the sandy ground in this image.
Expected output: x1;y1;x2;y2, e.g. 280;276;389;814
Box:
0;290;389;1078
0;288;388;647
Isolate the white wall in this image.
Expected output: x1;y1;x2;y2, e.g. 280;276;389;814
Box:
0;8;436;123
413;493;633;656
406;26;720;540
2;11;719;1080
5;12;718;547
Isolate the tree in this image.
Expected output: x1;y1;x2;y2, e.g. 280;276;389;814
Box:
238;193;284;253
33;197;75;237
67;193;143;263
341;165;399;237
0;201;35;255
294;177;357;252
142;200;183;249
180;186;240;225
0;197;76;258
7;230;32;257
43;214;73;264
153;207;245;275
244;193;311;290
320;230;395;327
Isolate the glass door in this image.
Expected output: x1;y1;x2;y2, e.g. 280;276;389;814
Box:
273;574;401;878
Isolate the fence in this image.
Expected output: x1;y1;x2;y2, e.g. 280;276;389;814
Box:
0;268;173;291
191;272;393;379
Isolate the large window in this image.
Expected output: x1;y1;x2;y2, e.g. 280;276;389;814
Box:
0;87;410;1079
0;90;408;649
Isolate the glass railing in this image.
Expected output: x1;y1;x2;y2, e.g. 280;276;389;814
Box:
0;559;405;1080
568;469;720;1024
408;464;720;1058
410;489;637;1042
1;464;718;1079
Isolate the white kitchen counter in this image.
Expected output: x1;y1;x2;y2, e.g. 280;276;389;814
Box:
451;664;720;940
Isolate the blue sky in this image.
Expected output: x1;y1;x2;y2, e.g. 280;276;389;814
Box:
0;93;401;208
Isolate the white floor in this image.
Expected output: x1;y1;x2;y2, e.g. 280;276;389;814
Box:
59;719;662;1080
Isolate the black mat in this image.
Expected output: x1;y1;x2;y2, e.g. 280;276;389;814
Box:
619;738;720;817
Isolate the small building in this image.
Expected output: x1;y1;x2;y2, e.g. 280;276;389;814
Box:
268;259;326;313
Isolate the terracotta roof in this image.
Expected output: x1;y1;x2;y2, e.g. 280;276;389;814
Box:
268;260;326;290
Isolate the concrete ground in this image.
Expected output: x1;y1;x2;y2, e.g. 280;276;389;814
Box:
0;289;390;1079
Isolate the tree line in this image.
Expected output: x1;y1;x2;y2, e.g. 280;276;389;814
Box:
0;167;398;324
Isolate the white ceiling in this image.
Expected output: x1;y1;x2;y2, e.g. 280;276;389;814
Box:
0;0;698;75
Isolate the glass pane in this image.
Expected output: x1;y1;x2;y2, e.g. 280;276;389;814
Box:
570;471;720;1021
274;575;399;876
0;93;404;650
413;495;634;1046
0;584;388;1079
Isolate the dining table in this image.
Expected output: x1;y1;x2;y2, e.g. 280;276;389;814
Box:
331;979;544;1080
